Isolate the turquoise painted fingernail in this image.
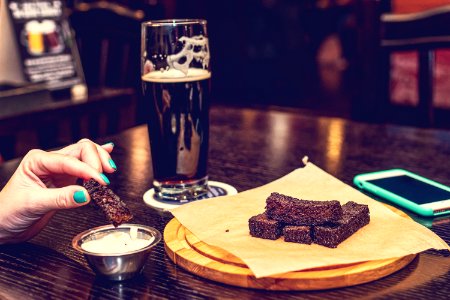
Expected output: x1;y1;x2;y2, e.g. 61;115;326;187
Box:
74;190;87;203
109;158;117;170
104;142;114;147
100;173;110;185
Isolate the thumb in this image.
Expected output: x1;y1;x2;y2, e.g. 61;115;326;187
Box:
35;186;91;211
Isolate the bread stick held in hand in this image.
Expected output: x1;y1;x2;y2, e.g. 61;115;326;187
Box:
83;179;133;227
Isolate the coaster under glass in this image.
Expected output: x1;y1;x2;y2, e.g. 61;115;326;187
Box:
153;176;208;202
143;181;238;211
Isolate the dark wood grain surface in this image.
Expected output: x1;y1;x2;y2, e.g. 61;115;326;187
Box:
0;105;449;299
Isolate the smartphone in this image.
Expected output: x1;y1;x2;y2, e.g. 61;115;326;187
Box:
353;169;450;217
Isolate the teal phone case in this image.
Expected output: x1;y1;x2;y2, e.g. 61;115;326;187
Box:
353;169;450;217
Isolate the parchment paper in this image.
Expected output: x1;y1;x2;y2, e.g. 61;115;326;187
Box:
171;162;450;278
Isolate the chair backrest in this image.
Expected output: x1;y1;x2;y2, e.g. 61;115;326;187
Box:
68;1;144;89
355;0;450;127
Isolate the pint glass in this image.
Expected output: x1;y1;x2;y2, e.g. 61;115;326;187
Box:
141;19;210;201
25;21;44;55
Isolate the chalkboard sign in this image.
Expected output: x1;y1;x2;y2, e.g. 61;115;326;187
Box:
4;0;85;91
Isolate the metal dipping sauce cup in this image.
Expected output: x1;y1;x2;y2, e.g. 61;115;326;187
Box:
72;224;161;281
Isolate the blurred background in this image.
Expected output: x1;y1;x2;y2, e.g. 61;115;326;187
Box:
2;0;450;161
65;0;450;118
66;0;358;117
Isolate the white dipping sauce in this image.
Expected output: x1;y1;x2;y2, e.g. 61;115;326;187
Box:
81;228;154;254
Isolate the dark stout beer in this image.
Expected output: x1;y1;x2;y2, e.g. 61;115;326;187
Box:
142;69;210;198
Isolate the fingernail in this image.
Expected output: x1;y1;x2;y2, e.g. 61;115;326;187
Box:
108;158;117;170
100;173;110;185
103;142;114;147
74;190;87;203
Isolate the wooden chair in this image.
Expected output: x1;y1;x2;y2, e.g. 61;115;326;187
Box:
66;2;145;143
354;0;450;127
69;1;144;89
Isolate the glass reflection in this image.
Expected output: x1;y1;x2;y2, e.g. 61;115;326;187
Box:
123;127;152;180
267;112;291;168
319;118;345;174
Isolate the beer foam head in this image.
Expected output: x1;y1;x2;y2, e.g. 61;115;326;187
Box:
167;35;210;75
25;20;41;33
41;20;56;34
142;68;211;83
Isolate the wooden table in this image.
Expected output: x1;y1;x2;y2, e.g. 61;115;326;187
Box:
0;105;449;299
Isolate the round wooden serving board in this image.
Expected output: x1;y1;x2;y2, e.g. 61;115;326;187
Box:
164;218;417;291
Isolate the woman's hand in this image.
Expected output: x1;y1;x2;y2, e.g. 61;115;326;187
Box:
0;139;117;244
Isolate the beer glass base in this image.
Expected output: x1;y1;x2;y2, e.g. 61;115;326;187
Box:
153;177;208;202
